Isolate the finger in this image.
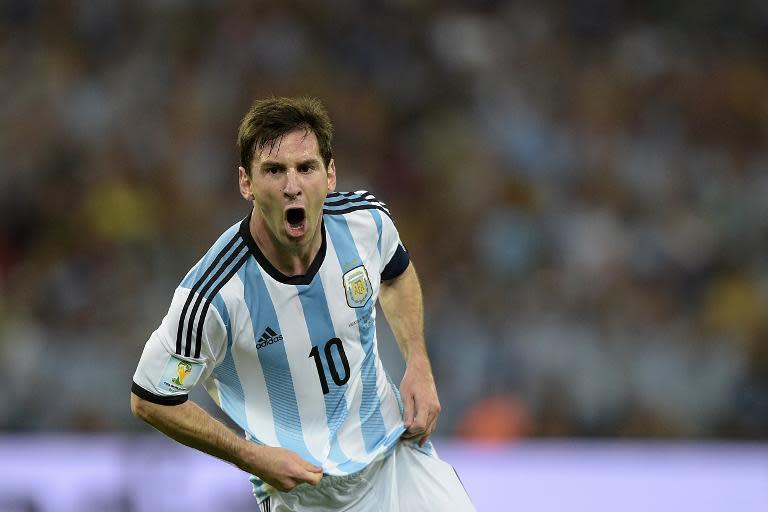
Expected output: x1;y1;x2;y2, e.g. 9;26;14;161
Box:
415;404;440;445
303;460;323;473
302;470;323;485
419;419;436;446
425;414;437;436
409;403;429;435
418;415;438;447
402;393;415;428
404;422;426;436
294;467;323;485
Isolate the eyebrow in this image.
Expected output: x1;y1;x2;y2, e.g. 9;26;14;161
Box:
259;161;285;170
259;158;321;170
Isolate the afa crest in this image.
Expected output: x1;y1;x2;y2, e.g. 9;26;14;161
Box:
343;265;372;308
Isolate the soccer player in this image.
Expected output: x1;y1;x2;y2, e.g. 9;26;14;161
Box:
130;97;474;511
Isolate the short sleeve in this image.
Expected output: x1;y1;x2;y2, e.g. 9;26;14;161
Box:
132;287;227;405
379;212;410;281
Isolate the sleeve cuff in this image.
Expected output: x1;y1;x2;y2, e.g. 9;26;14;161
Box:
131;381;188;406
381;244;410;281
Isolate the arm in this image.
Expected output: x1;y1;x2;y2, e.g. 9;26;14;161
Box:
378;262;441;446
130;393;322;491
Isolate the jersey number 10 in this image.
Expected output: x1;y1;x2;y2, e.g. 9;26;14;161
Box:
308;338;351;394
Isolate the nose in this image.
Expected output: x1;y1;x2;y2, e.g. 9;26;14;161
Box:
284;168;301;198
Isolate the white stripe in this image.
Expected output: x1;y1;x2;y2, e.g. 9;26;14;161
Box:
345;214;403;434
345;209;382;267
260;267;329;463
221;274;279;446
375;349;404;433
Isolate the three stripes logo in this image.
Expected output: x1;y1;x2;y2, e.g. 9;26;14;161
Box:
256;326;284;350
176;230;250;359
323;191;392;218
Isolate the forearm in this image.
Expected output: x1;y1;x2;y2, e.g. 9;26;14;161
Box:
379;263;428;363
131;392;322;491
380;262;441;442
131;392;257;472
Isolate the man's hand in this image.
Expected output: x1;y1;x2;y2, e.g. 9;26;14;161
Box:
131;395;322;493
242;445;323;492
379;263;441;447
399;353;441;447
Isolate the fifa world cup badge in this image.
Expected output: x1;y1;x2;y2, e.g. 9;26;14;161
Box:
343;265;373;308
158;356;203;392
172;361;193;386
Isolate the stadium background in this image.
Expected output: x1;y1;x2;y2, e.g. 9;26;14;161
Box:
0;1;766;510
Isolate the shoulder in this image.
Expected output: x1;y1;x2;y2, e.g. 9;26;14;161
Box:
179;218;250;290
323;191;392;219
323;191;402;259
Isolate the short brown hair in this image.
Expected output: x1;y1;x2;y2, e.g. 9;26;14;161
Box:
238;96;334;172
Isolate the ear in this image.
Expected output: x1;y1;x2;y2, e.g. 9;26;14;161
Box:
238;166;254;201
326;159;337;193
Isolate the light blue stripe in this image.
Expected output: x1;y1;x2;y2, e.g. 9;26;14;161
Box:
239;262;321;466
209;294;230;331
417;439;435;455
181;222;241;289
325;216;387;453
385;372;404;416
210;294;248;431
334;425;406;474
332;456;368;474
368;208;383;257
296;279;351;466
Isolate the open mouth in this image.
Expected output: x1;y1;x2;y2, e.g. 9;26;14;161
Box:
285;207;307;237
286;207;306;226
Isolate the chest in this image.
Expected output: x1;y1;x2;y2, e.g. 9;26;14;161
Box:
229;259;379;372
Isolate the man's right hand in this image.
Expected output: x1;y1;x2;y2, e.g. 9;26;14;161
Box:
243;445;323;492
130;395;322;493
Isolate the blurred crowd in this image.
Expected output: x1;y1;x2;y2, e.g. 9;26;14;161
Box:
1;1;766;439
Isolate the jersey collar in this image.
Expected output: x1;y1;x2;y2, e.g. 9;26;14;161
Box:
239;212;327;286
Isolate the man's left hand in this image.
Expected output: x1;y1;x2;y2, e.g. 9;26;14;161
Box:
399;354;441;447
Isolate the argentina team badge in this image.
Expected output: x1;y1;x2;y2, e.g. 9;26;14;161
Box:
343;265;372;308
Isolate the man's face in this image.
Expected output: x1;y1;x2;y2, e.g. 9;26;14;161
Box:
239;129;336;250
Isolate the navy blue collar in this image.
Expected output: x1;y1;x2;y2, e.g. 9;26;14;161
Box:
239;213;326;285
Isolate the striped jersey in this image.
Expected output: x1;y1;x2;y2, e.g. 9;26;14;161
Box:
132;191;419;501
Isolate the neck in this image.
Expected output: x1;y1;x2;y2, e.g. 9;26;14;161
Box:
249;212;323;277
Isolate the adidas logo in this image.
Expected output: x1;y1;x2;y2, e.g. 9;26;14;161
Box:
256;326;283;349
